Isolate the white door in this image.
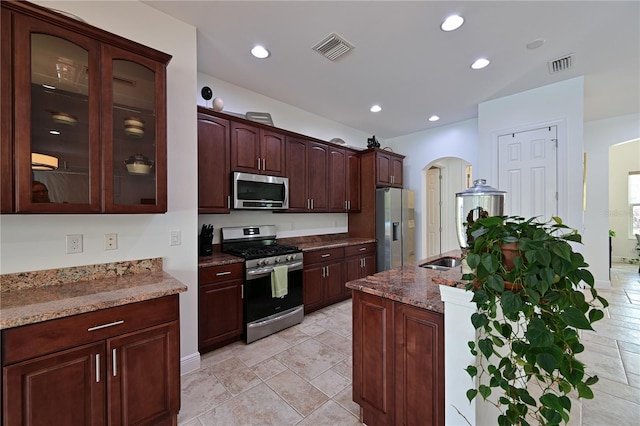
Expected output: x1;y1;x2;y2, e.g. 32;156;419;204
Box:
498;126;558;220
426;167;441;256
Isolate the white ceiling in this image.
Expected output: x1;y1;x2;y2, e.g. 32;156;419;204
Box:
144;1;640;140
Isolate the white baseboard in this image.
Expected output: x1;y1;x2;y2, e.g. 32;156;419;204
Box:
180;352;201;376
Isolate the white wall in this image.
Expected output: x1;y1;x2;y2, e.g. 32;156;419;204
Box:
609;140;640;259
386;119;478;260
584;114;640;276
1;0;201;374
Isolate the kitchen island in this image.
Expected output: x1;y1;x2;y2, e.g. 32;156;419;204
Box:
345;251;465;426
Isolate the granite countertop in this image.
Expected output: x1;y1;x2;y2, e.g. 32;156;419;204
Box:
345;250;468;314
198;235;377;267
0;259;187;330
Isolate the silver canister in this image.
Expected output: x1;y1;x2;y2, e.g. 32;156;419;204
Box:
455;179;506;250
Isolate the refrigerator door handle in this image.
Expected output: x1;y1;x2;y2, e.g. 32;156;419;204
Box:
392;222;400;241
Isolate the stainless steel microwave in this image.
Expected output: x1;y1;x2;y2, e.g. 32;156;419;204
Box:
232;172;289;210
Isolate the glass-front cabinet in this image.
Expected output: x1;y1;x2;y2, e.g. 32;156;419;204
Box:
3;1;170;213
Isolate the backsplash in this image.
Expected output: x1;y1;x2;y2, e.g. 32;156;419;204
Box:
0;258;162;292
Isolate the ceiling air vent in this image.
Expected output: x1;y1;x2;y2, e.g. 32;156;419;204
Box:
548;54;574;73
312;33;354;61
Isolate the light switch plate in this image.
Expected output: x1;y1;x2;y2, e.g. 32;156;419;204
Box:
170;230;181;246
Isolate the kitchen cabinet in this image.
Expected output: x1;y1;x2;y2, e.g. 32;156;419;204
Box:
352;290;444;426
230;121;286;176
349;148;405;239
303;247;344;313
344;243;376;298
376;150;404;188
328;147;361;212
285;136;329;212
198;111;231;213
1;1;171;213
198;263;244;352
2;295;180;425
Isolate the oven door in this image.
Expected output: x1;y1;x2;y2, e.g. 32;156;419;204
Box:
244;264;303;325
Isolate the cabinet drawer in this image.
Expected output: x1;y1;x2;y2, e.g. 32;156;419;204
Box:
199;263;243;284
2;295;179;365
304;247;344;265
344;243;376;257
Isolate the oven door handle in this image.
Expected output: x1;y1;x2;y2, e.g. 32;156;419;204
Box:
246;261;303;279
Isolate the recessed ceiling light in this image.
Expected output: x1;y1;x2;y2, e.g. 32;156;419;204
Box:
370;105;382;113
251;45;270;59
49;130;61;135
526;38;546;50
441;15;464;31
428;115;440;122
471;58;490;70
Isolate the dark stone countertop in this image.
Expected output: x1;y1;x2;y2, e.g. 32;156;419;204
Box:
345;250;467;314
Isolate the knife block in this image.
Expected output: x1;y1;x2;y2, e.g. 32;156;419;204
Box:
198;236;213;256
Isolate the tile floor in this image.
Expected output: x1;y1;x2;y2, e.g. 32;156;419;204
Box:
179;263;639;425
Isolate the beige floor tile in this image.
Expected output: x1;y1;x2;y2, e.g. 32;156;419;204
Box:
297;321;329;337
591;376;640;403
333;384;361;418
311;368;351;397
621;350;640;376
199;342;242;369
251;357;288;381
177;367;231;424
297;400;362;426
210;357;262;396
578;349;627;383
582;389;640;426
232;333;290;367
266;369;329;416
332;356;353;381
619;340;640;354
276;323;313;345
275;338;348;381
314;330;353;355
196;383;303;425
628;372;640;389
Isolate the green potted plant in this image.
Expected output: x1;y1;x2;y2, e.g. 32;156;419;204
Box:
462;215;609;426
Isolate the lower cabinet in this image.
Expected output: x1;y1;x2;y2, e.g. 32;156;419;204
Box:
198;263;244;353
352;291;444;426
2;296;180;426
344;243;376;299
303;247;345;313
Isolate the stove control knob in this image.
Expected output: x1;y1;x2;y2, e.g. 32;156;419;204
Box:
257;259;264;266
263;259;270;265
291;254;297;260
274;257;281;263
286;255;292;261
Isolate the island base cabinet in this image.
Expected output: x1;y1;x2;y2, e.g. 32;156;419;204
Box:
352;291;444;426
394;303;445;426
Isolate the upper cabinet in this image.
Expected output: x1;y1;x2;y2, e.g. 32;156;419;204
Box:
285;136;329;212
230;122;285;176
198;110;231;213
1;1;171;213
376;150;404;188
328;146;361;212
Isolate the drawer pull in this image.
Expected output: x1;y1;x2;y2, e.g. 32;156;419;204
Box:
321;253;331;258
95;354;100;383
112;348;117;377
88;320;124;332
359;247;366;251
216;271;232;277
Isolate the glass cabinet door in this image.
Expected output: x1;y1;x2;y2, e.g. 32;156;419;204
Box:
13;14;101;213
102;45;167;213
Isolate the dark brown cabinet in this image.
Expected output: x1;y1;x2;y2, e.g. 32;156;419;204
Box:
347;150;361;212
198;111;231;213
2;296;181;426
1;1;171;214
303;247;344;313
230;122;285;176
198;263;244;352
328;147;361;212
285;136;329;212
344;243;376;298
352;290;444;426
376;150;404;188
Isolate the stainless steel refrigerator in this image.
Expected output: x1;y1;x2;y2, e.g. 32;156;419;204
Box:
376;188;415;272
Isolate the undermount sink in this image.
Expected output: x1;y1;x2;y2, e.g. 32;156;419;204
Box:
420;256;462;271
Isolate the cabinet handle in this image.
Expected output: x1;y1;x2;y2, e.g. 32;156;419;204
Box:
95;354;100;383
112;348;117;377
262;159;265;170
321;266;325;278
227;195;231;209
257;158;261;170
363;258;366;268
88;320;124;331
348;201;351;210
311;199;314;210
307;199;310;209
326;266;329;277
321;253;331;258
241;284;244;299
216;271;232;276
344;201;347;210
359;258;363;268
360;247;366;251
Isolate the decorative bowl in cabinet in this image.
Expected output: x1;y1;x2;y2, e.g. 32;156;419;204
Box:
124;154;154;175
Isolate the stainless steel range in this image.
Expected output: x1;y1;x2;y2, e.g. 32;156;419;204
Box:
221;225;304;343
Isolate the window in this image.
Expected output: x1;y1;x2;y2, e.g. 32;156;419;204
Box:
629;172;640;236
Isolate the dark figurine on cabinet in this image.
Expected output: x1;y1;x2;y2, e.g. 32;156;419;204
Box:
367;135;380;148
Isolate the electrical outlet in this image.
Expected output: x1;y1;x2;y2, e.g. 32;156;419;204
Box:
66;234;83;254
104;233;118;250
170;230;181;246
